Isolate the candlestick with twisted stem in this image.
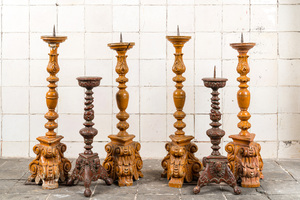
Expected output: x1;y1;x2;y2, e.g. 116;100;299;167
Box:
225;34;264;188
103;36;143;186
67;77;113;197
28;27;71;189
194;67;240;195
161;28;202;188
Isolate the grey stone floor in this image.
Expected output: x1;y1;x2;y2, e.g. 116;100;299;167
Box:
0;158;300;200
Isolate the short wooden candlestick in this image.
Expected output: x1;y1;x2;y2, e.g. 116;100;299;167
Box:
103;42;143;186
67;77;113;197
225;43;264;188
161;36;202;188
194;77;240;195
28;35;71;189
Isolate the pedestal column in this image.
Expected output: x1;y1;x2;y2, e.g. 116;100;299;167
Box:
67;77;113;197
28;34;71;189
225;42;264;188
161;35;202;188
103;41;143;186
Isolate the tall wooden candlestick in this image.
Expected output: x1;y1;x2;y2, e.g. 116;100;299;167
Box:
161;28;202;188
103;36;143;186
225;34;264;187
67;77;113;197
28;27;71;189
194;68;240;195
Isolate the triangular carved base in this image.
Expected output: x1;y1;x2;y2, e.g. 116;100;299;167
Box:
225;133;264;188
193;156;241;194
28;136;71;189
161;135;203;188
103;135;143;186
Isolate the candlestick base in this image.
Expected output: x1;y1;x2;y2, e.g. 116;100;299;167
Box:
193;156;241;195
161;135;203;188
28;135;71;189
103;134;143;187
225;133;264;188
67;153;113;197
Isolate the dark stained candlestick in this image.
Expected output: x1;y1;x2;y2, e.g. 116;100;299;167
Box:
67;77;113;197
194;67;240;195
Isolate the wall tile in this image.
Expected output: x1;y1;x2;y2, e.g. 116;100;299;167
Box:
222;59;238;87
278;87;300;113
85;6;112;32
3;33;29;59
251;5;277;31
279;5;300;31
222;113;240;142
2;142;29;157
278;141;300;159
195;86;212;114
29;114;46;141
250;59;278;87
30;60;49;86
195;5;222;32
223;5;249;32
59;33;84;59
93;87;113;114
251;0;277;4
2;60;29;87
140;33;166;59
278;60;300;86
58;114;83;142
140;6;166;32
140;60;166;86
279;32;300;59
30;87;48;114
195;33;221;59
140;142;167;158
279;114;300;141
30;33;50;59
3;115;29;141
2;87;28;114
195;114;211;142
59;60;84;86
57;87;84;114
167;6;194;33
250;32;277;59
85;33;113;60
113;6;139;32
250;87;277;114
141;115;166;141
30;0;56;5
30;6;56;33
260;142;277;159
140;87;166;114
222;86;239;114
58;6;85;32
94;114;113;142
3;6;28;32
251;114;277;141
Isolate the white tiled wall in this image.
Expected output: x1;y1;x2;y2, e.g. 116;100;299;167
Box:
0;0;299;160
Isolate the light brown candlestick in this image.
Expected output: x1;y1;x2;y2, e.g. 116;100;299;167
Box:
103;42;143;187
28;33;71;189
161;35;202;188
225;41;264;188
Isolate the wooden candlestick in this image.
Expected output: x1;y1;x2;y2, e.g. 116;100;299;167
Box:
67;77;113;197
161;32;202;188
225;36;264;188
28;29;71;189
194;69;240;195
103;38;143;186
